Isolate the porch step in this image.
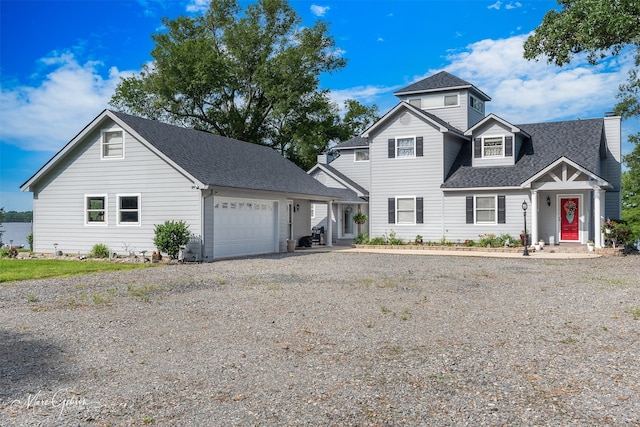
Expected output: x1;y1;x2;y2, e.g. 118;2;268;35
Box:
543;243;588;254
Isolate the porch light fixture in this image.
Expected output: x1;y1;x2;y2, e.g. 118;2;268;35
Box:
547;196;551;206
294;203;300;212
522;201;529;256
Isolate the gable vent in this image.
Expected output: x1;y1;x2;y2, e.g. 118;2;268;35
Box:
400;113;411;125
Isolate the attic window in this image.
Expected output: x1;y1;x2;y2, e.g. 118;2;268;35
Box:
102;130;124;159
409;98;422;108
355;149;369;162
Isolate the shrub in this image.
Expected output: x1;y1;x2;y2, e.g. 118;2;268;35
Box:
369;236;387;245
26;232;33;251
387;230;404;245
354;233;369;244
153;220;190;259
89;243;110;258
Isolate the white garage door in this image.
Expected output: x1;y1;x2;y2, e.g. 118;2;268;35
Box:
213;197;277;258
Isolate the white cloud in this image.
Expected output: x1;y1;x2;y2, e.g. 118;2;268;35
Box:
329;85;401;111
310;5;330;17
441;34;632;124
377;37;384;42
186;0;209;13
505;2;522;10
488;1;501;10
0;52;134;152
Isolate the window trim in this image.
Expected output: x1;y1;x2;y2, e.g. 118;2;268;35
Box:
354;149;369;162
101;129;125;159
396;196;416;224
85;194;108;226
395;136;416;158
116;194;141;226
482;135;505;159
474;195;497;224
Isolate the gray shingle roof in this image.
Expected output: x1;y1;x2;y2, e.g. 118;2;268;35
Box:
333;136;368;149
442;118;605;188
111;110;342;198
394;71;491;100
315;163;369;198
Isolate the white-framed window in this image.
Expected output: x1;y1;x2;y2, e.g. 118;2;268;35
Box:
101;129;124;159
85;194;107;225
355;149;369;162
475;195;497;224
483;136;504;158
396;136;415;158
470;95;484;114
117;194;140;225
409;98;422;108
420;93;459;109
396;197;415;224
444;94;458;106
310;204;316;219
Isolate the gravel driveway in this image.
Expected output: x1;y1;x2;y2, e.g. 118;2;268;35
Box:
1;252;639;426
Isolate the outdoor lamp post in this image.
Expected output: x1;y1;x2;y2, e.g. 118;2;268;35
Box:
522;201;529;256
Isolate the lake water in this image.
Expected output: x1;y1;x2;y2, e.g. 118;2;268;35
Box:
1;222;32;247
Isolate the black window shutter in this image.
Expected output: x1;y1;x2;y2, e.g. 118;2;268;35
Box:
466;196;474;224
498;195;506;224
416;197;424;224
388;139;395;158
416;137;423;157
388;198;396;224
505;136;513;157
474;138;482;158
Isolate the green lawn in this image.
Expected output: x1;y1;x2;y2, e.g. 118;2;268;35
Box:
0;259;158;283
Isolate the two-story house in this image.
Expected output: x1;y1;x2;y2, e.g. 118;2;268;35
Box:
309;71;621;248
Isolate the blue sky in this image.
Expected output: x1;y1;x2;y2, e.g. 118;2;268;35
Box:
1;0;638;212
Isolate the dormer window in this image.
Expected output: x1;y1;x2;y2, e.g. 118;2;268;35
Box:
409;98;421;108
483;136;504;158
102;129;124;159
474;135;513;159
355;149;369;162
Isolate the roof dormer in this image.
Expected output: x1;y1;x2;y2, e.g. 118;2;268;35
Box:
464;114;530;168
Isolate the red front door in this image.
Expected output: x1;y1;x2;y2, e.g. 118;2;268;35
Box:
560;197;579;241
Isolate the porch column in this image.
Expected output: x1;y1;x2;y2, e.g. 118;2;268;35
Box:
531;190;538;244
326;200;333;247
594;189;603;248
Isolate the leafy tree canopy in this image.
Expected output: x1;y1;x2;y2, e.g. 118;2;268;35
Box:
110;0;377;169
524;0;640;239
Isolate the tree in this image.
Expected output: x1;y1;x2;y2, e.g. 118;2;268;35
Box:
110;0;373;168
523;0;640;240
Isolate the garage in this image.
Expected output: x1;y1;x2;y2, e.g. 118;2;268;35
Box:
213;197;278;258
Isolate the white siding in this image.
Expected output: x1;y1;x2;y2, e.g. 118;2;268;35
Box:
329;148;370;190
471;122;516;167
443;134;465;181
398;90;469;131
443;191;530;243
369;111;445;242
32;120;202;255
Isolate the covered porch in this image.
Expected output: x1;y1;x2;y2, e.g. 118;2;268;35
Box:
522;158;612;248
